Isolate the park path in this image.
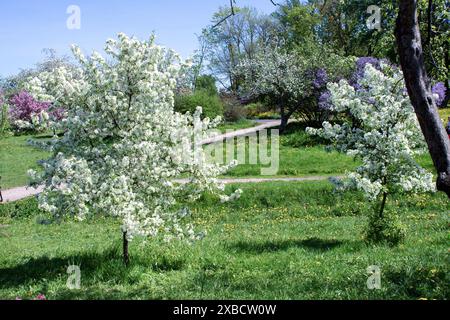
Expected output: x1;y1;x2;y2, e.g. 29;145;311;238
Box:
200;119;282;145
1;119;306;203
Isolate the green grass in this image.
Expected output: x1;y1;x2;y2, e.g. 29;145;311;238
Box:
438;108;450;124
0;181;448;300
224;145;358;177
0;134;50;189
217;119;257;133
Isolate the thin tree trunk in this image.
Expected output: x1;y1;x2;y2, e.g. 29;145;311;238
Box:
280;113;290;134
395;0;450;198
123;231;129;266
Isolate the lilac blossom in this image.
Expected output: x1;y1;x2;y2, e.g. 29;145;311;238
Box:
431;82;447;107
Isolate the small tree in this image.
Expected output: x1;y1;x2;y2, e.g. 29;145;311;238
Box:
27;33;240;265
307;63;435;245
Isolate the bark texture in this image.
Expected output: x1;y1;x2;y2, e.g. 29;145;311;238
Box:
395;0;450;198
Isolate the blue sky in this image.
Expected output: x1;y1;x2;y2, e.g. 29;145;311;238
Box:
0;0;276;77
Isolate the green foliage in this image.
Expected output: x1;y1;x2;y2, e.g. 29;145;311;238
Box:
276;1;320;47
0;197;46;220
245;102;276;119
280;123;326;148
364;210;406;246
0;103;10;136
195;75;218;96
174;90;223;119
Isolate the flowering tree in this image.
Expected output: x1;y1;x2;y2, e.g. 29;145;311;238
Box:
307;63;435;244
235;45;354;132
27;33;239;264
8;91;64;132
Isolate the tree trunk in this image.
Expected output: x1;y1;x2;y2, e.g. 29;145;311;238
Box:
395;0;450;198
123;231;129;266
280;114;290;134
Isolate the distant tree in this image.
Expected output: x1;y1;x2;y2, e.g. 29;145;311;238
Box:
235;42;354;132
195;75;218;96
2;49;76;97
202;6;281;92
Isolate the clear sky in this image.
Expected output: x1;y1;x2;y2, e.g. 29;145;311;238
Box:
0;0;277;77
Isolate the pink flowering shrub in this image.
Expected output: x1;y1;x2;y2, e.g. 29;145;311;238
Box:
8;91;65;132
9;91;50;122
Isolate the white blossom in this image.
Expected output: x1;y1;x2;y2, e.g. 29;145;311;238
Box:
307;63;435;200
27;33;240;241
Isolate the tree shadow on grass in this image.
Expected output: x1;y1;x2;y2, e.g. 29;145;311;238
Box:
228;237;351;254
0;245;185;290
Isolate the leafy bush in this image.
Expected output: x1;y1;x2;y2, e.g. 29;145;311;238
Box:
195;75;218;96
175;89;223;119
0;197;45;220
432;82;447;108
364;211;406;246
245;102;273;118
255;111;280;120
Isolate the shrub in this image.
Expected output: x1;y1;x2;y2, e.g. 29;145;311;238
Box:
175;89;223;119
0;198;45;220
364;211;406;246
245;102;273;118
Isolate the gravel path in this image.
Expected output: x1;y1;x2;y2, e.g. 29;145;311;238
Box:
1;186;44;203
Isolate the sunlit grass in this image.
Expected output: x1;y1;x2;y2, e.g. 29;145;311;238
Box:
0;181;448;300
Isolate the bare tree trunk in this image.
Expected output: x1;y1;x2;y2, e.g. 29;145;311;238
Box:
395;0;450;198
123;231;129;266
279;106;293;134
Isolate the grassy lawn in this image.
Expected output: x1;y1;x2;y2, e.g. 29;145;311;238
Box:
224;145;358;177
0;181;448;300
217;119;257;133
0;134;50;189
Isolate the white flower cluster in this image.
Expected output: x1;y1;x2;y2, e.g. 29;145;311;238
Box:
27;33;240;241
307;64;435;200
